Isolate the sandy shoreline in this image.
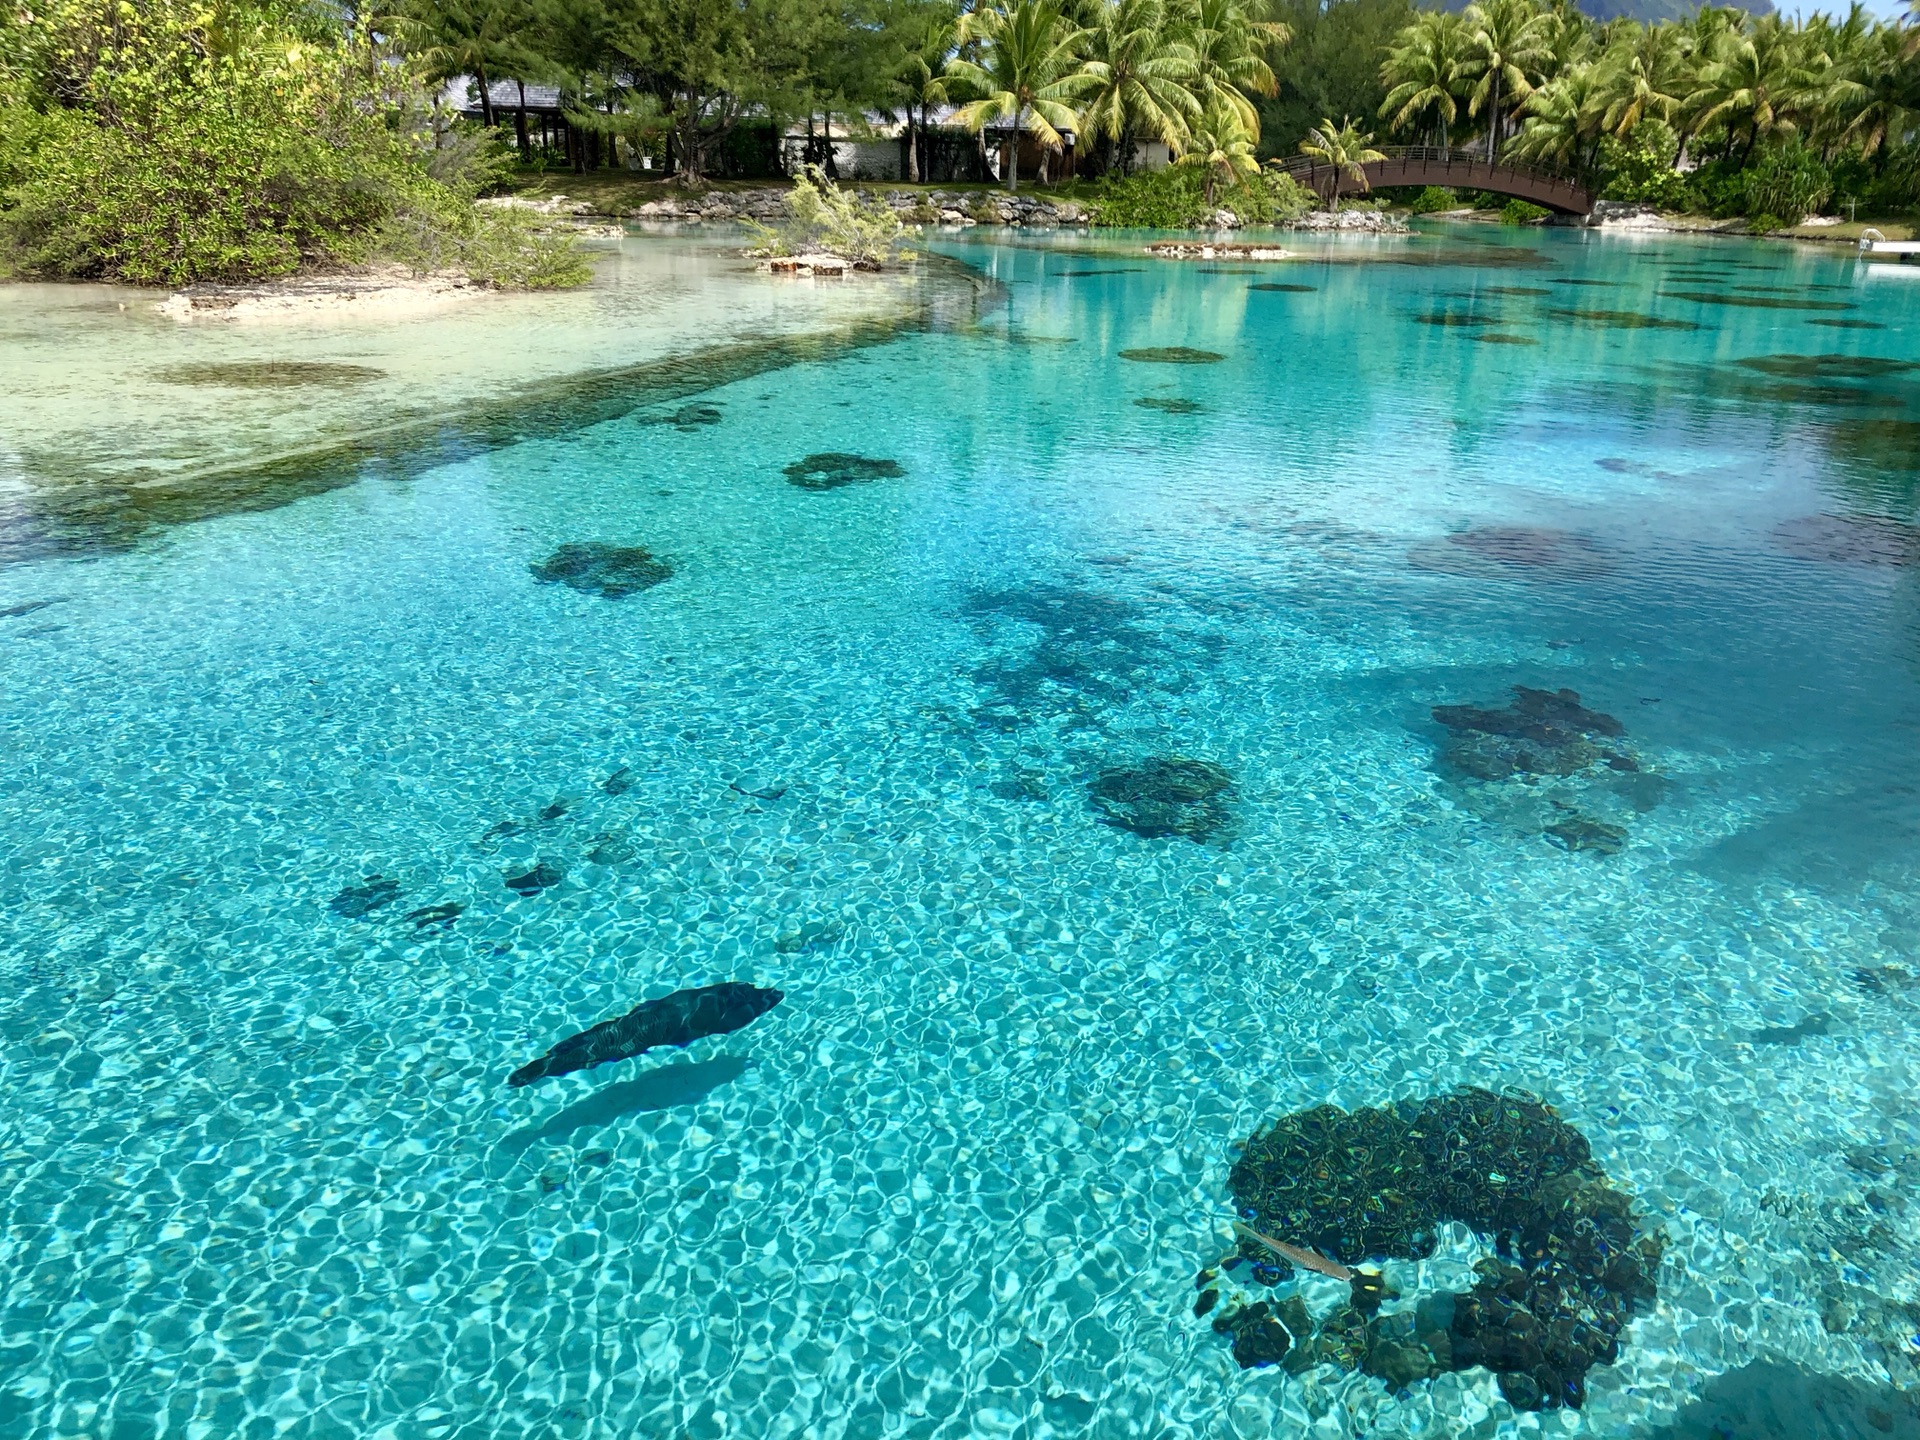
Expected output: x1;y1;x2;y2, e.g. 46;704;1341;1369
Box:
156;266;494;323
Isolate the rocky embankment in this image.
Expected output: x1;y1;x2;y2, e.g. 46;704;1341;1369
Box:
623;186;1092;228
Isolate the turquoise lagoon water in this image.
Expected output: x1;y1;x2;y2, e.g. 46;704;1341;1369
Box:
3;225;1920;1438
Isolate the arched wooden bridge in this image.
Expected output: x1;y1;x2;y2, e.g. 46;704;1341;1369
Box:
1273;146;1593;216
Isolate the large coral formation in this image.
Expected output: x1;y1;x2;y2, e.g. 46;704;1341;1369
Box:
529;543;673;598
1218;1089;1663;1412
1428;686;1653;852
1089;756;1235;842
781;453;905;491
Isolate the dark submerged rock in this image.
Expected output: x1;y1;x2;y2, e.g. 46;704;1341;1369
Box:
1774;514;1920;566
638;402;724;429
530;543;673;599
601;766;635;796
1194;1288;1220;1317
1433;685;1625;745
1473;333;1540;345
405;901;463;930
504;860;566;895
1118;347;1226;364
1220;1088;1663;1410
330;875;401;918
0;600;56;619
1089;756;1234;842
1547;308;1698;330
1544;814;1627;854
1215;1302;1293;1367
1407;527;1610;580
155;361;386;388
781;453;905;491
1134;397;1207;414
1746;1012;1833;1046
508;981;784;1086
1250;283;1316;292
1658;291;1855;313
1738;354;1914;381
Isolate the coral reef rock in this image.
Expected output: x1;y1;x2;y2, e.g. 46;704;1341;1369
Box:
1220;1088;1664;1411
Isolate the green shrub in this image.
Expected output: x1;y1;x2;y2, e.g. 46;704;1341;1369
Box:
1500;199;1550;226
0;0;588;288
1742;141;1833;227
749;167;908;264
1597;121;1690;209
1231;170;1314;224
1408;185;1460;214
1083;166;1211;227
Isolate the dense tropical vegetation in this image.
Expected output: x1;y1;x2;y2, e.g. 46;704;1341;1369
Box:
3;0;1920;284
1375;1;1920;227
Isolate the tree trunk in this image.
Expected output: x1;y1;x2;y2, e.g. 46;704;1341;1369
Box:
905;112;919;182
515;81;529;161
824;112;840;180
1004;131;1017;191
1486;71;1500;161
476;63;494;128
1440;113;1448;148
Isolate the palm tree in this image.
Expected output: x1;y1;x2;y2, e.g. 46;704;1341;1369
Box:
891;13;956;183
404;0;532;128
1823;12;1917;158
1684;14;1814;162
946;0;1098;189
1078;0;1201;172
1460;0;1556;161
1509;62;1607;178
1177;98;1260;203
1298;115;1385;209
1593;21;1689;137
1380;10;1470;146
1174;0;1287;137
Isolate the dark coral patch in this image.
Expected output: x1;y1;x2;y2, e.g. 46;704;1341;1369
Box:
1659;290;1854;312
1089;755;1233;842
1250;283;1316;292
1473;332;1539;345
1432;685;1623;784
1118;347;1226;364
1548;308;1697;330
1416;311;1502;327
505;860;566;895
782;453;906;491
637;403;723;429
1223;1089;1663;1411
1544;814;1627;853
1134;397;1207;414
1408;527;1610;580
156;361;385;388
1737;354;1916;381
330;875;401;918
530;543;673;598
1773;513;1920;566
1808;318;1887;330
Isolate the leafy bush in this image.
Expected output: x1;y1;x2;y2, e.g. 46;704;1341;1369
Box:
1742;141;1833;227
0;0;587;288
1407;185;1460;213
1232;170;1315;224
1500;199;1550;225
1597;121;1690;209
1083;166;1212;227
750;167;907;264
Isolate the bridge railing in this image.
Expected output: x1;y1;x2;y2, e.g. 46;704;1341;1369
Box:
1269;146;1578;190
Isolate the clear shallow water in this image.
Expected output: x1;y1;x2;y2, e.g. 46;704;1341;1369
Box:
3;225;1920;1439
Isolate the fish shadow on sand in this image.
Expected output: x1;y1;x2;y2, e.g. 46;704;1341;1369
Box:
496;1055;750;1160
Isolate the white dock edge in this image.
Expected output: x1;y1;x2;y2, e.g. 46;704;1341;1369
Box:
1860;229;1920;258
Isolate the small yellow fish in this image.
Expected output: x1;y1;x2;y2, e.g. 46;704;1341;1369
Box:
1232;1220;1354;1282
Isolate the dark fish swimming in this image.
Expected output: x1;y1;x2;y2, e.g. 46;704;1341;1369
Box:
508;982;784;1086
